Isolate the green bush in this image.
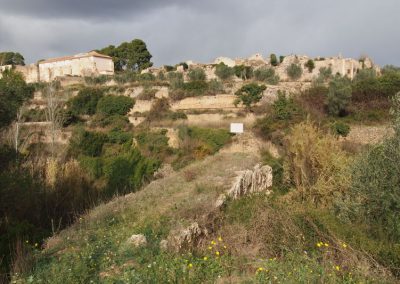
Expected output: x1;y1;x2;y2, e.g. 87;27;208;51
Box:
84;75;112;85
96;95;134;116
331;121;350;137
164;65;176;72
234;83;266;108
254;67;280;84
92;114;130;129
178;126;231;154
177;62;188;70
78;156;103;178
103;148;159;195
188;68;206;81
270;54;278;66
107;129;133;144
76;131;107;157
208;79;224;93
304;59;315;73
279;55;285;63
233;65;253;80
68;87;104;115
138;73;155;81
135;129;172;160
342;94;400;241
313;67;333;86
168;111;187;120
215;63;234;80
21;108;46;122
113;71;138;84
147;98;171;121
272;91;297;120
137;88;157;100
286;63;303;80
167;72;184;89
326;75;352;116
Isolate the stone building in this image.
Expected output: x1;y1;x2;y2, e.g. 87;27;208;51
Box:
38;51;114;82
0;51;114;83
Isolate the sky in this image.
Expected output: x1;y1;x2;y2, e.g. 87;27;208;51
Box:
0;0;399;67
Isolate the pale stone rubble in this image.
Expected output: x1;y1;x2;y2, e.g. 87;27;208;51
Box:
215;163;273;208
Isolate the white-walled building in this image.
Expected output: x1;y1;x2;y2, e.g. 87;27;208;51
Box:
0;51;114;83
38;51;114;82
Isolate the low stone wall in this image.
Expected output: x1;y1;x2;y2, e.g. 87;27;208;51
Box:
171;94;239;111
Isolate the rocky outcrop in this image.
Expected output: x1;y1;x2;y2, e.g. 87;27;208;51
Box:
165;222;208;252
216;163;273;208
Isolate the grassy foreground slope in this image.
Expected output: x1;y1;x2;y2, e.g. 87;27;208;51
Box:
16;145;397;283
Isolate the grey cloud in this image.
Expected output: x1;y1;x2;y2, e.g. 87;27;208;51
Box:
0;0;399;67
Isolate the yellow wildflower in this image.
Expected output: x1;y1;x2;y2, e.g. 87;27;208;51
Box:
324;243;329;247
188;263;193;268
218;236;223;242
316;242;322;247
342;243;347;248
211;241;216;245
335;265;340;271
208;246;212;250
223;245;227;249
215;251;220;256
257;267;264;271
203;256;208;261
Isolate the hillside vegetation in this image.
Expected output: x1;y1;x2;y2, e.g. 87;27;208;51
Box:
1;49;400;283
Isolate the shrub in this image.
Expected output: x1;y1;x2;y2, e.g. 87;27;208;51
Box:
68;87;103;115
92;114;130;129
273;91;297;120
279;55;285;63
164;65;176;72
114;71;138;84
84;75;111;85
353;68;376;82
168;111;187;120
21;108;46;122
326;75;352;116
137;88;157;100
137;73;155;81
313;67;333;86
215;63;234;80
285;120;351;205
135;129;172;160
167;72;184;89
208;79;224;93
270;54;278;66
156;71;165;81
304;59;315;73
107;129;133;144
254;67;280;84
147;97;171;121
233;65;253;80
70;130;107;157
234;83;266;108
188;68;206;81
103;148;159;195
177;62;188;70
78;156;103;178
96;95;134;116
331;121;350;137
286;63;303;80
341;94;400;241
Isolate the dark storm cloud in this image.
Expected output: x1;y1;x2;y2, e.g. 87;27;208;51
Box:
0;0;399;66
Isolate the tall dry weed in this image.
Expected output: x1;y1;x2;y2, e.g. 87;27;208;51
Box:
284;120;352;205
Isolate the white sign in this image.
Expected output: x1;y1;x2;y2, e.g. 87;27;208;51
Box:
230;123;244;134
